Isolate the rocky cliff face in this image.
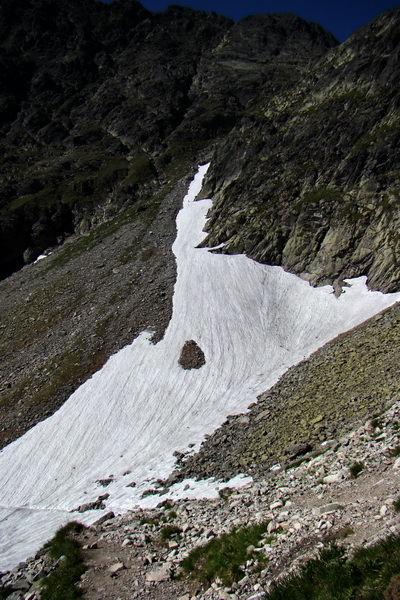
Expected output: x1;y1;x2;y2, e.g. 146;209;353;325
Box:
0;1;399;447
201;9;400;292
0;0;336;280
0;0;230;278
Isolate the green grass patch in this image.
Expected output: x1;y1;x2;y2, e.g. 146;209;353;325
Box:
180;520;270;586
267;535;400;600
125;153;156;187
349;462;365;479
10;186;60;210
389;446;400;458
335;525;355;540
160;525;182;541
295;187;343;210
40;522;86;600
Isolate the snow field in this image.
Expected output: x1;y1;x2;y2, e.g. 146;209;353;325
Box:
0;164;399;569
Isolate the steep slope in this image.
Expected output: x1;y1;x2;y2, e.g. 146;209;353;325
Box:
0;165;398;570
175;301;400;484
0;0;399;576
0;0;336;280
202;8;400;292
0;0;338;449
0;0;230;278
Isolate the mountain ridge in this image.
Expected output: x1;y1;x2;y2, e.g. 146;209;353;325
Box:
0;1;399;590
0;0;398;475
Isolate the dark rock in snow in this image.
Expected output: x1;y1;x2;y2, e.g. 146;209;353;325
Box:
178;340;206;370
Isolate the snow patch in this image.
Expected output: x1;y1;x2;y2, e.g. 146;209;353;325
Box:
0;164;399;568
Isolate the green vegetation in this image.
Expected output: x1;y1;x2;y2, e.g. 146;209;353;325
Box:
349;462;365;479
125;153;156;187
218;487;235;500
389;446;400;458
181;521;270;585
160;525;182;541
267;535;400;600
335;525;355;540
10;186;60;211
350;121;400;155
393;498;400;513
371;416;383;429
295;187;343;211
166;510;177;520
140;516;160;526
41;522;86;600
236;303;400;475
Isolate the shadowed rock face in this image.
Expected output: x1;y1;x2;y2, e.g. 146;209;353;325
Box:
0;0;337;280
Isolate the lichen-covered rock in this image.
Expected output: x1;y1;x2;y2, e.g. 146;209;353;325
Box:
178;340;206;370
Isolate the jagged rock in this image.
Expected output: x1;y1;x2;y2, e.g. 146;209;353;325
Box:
178;340;206;370
108;562;125;576
93;511;115;525
145;563;173;582
323;471;347;484
201;9;400;293
284;442;313;461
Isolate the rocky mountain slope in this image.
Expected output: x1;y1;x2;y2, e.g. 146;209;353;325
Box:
0;0;340;448
0;0;336;280
0;1;399;452
201;8;400;293
3;357;400;600
0;1;399;596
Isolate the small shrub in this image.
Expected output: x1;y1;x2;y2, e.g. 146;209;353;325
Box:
180;521;270;585
160;525;182;541
393;497;400;513
335;525;354;540
385;573;400;599
349;462;364;479
218;487;235;500
267;535;400;600
371;416;383;429
160;510;177;523
139;516;159;526
40;522;86;600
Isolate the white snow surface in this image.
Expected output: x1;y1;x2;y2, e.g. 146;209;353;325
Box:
1;163;399;569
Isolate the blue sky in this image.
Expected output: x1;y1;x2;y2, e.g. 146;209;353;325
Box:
101;0;399;42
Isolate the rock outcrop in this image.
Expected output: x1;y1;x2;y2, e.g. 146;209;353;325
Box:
201;9;400;292
178;340;206;370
